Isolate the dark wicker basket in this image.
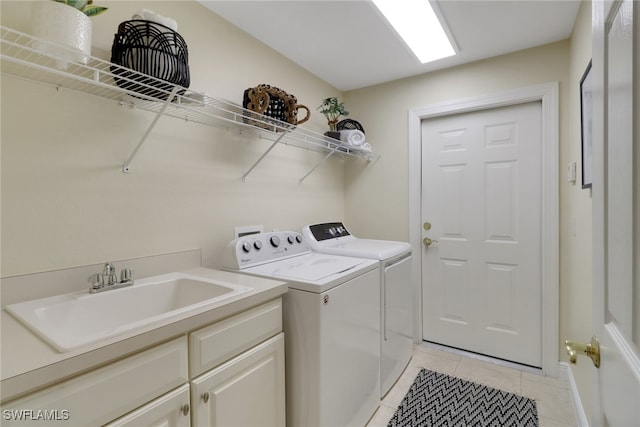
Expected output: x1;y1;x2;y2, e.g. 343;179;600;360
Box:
110;20;190;101
337;118;365;134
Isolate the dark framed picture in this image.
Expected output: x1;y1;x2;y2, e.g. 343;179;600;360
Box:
580;60;593;189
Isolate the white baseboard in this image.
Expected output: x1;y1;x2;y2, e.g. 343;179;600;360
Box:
558;362;589;427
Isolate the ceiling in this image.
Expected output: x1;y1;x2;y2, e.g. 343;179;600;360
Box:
199;1;582;92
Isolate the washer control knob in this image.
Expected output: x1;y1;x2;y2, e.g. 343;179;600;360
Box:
328;227;336;236
270;236;281;248
241;242;251;253
295;235;303;243
253;240;263;250
287;235;295;244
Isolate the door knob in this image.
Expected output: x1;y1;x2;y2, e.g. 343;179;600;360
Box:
423;237;438;247
565;336;600;368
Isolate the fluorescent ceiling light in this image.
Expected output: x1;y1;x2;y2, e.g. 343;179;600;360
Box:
372;0;456;64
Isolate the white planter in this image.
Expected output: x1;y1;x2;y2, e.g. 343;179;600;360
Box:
31;1;92;67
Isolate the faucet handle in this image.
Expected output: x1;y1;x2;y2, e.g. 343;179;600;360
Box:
103;262;115;275
102;262;118;285
88;273;103;290
120;268;134;283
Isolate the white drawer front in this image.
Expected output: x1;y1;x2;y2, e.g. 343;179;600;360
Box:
1;337;188;427
189;298;282;377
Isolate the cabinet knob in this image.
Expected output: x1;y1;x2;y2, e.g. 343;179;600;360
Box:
180;404;190;416
201;392;210;403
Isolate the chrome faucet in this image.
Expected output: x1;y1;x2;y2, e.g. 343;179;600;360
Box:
88;262;134;293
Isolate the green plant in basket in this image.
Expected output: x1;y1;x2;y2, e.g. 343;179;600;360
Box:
317;97;349;131
53;0;107;16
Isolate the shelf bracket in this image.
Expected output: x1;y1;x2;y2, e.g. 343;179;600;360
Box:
242;131;290;182
122;86;180;173
299;141;345;183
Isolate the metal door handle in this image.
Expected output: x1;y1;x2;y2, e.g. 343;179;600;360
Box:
423;237;438;247
565;336;600;368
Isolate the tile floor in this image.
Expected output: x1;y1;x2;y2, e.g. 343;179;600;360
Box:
366;344;577;427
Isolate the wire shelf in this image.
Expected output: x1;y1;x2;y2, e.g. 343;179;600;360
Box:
1;26;378;180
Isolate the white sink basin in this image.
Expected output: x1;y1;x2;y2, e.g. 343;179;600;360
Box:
4;272;251;352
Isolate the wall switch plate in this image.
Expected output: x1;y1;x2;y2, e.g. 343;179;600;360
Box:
567;161;577;183
234;225;264;239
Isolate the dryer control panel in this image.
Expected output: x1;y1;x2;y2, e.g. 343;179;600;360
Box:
306;222;351;241
223;231;310;270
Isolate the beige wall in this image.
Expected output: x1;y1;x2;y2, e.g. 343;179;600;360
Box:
565;0;593;421
1;1;345;276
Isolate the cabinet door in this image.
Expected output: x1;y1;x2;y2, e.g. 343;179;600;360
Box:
104;384;191;427
191;333;285;427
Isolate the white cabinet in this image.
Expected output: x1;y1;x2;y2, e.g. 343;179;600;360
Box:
105;384;191;427
189;298;285;427
0;299;285;427
1;337;188;427
191;333;285;427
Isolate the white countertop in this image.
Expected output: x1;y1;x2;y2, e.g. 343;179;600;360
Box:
0;267;288;403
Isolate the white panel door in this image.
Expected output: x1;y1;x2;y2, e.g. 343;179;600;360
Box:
421;102;542;367
588;0;640;424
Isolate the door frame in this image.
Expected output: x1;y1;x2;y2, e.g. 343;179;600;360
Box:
408;82;559;376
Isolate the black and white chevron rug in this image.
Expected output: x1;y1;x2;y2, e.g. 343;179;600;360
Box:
388;369;538;427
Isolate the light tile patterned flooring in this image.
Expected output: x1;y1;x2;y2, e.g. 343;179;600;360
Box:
366;344;577;427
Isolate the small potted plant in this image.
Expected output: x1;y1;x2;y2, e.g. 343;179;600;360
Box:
317;97;349;138
53;0;108;16
31;0;108;67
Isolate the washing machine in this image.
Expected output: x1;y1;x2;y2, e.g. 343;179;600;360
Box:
223;230;380;427
302;222;413;397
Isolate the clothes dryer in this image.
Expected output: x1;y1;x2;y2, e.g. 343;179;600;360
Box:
223;231;380;427
302;222;413;397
